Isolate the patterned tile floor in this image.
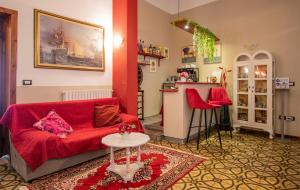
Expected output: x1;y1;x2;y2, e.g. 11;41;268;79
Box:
1;129;300;190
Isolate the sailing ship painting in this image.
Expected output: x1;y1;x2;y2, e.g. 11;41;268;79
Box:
34;10;105;71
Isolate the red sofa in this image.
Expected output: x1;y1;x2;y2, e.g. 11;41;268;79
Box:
0;98;143;181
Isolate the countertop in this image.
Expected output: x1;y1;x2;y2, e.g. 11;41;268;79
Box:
176;81;220;85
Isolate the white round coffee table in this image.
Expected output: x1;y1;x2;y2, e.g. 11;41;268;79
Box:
102;132;150;183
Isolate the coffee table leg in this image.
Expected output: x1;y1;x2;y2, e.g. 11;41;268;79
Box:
137;146;141;165
110;147;115;169
126;147;130;174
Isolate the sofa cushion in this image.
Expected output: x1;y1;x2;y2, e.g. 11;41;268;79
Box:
94;105;122;128
33;110;73;138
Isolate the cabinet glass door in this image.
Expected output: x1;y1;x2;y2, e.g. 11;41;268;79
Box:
237;64;250;122
238;65;249;79
238;80;248;93
254;65;267;79
255;80;267;93
238;108;248;121
253;64;268;124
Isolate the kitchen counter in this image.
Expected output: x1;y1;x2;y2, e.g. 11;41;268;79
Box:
162;82;220;143
176;81;220;85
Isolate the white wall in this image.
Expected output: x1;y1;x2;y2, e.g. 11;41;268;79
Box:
0;0;113;87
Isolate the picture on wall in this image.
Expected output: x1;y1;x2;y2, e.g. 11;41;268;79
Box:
203;43;222;64
34;9;105;71
181;45;196;63
163;47;170;60
149;58;157;72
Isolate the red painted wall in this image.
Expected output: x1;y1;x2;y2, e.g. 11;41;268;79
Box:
113;0;138;115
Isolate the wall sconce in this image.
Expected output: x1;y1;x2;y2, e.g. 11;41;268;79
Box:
114;34;124;48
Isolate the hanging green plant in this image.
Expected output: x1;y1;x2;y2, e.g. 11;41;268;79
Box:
190;21;217;62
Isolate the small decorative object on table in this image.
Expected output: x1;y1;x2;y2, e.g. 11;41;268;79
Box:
118;123;136;138
179;71;189;82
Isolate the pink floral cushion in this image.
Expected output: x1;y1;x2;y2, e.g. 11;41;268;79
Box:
33;110;73;138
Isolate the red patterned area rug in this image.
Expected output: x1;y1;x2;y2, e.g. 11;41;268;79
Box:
27;144;205;190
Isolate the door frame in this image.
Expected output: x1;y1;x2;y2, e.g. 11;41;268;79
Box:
0;7;17;107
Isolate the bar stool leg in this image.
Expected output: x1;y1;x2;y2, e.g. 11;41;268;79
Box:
186;109;195;143
227;106;233;139
208;108;213;138
197;110;203;150
204;110;208;143
213;108;222;147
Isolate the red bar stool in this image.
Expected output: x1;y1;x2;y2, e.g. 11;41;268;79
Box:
186;88;222;149
208;87;233;138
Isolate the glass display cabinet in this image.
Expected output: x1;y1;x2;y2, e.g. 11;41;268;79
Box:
233;51;274;139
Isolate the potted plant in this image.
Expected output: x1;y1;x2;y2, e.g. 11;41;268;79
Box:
190;21;217;62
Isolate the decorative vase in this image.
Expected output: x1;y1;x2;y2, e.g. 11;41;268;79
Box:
180;77;187;82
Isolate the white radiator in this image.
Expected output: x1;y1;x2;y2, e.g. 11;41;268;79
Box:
62;89;113;101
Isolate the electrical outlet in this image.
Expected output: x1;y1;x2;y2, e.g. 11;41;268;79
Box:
286;116;295;121
22;80;32;86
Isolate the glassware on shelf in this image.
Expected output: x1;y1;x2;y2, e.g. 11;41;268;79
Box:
254;65;267;78
255;80;267;93
255;110;267;124
238;94;248;107
255;95;267;108
238;80;248;92
238;108;248;121
238;66;249;78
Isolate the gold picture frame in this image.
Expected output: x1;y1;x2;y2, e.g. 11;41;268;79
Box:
34;9;105;71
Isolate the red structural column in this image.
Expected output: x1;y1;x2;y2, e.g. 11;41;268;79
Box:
113;0;138;115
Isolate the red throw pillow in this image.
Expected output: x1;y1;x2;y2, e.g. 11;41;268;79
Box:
33;110;73;138
94;105;122;127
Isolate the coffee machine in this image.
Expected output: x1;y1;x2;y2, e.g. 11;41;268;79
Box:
177;68;199;82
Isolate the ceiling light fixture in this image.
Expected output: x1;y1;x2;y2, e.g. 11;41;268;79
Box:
184;20;190;30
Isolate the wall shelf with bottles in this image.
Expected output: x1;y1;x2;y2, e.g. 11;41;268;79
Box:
138;62;150;66
138;52;165;66
233;51;275;139
138;52;165;59
137;40;167;67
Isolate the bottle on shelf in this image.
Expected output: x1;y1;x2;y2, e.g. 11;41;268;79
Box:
138;40;143;53
153;46;157;55
149;44;153;54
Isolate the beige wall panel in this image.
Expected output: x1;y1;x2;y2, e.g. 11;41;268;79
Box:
138;0;175;117
17;86;112;103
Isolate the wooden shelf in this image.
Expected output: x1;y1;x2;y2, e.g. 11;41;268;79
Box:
138;62;150;66
138;52;165;66
171;18;220;41
138;52;165;59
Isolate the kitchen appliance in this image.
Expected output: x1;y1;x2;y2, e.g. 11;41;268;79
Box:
177;68;199;82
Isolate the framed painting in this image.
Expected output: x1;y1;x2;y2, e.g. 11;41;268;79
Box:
34;9;105;71
164;47;170;60
181;45;196;63
149;58;157;72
